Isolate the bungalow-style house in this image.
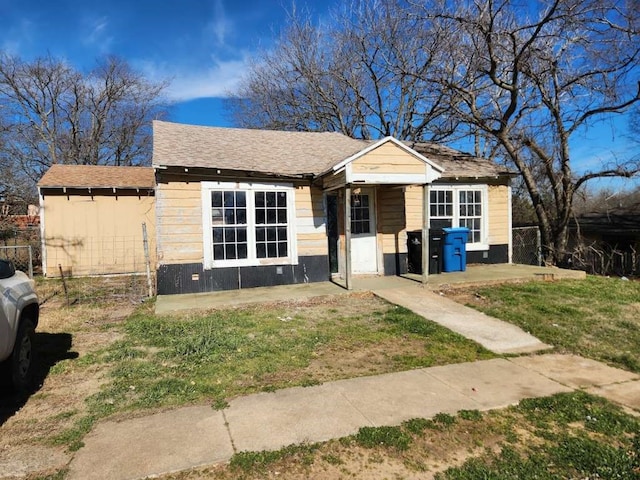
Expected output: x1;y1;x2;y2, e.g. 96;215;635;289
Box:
153;121;513;295
38;165;156;277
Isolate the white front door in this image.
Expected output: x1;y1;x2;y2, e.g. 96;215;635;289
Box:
350;190;378;274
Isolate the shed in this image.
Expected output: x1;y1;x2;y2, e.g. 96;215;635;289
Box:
38;165;156;277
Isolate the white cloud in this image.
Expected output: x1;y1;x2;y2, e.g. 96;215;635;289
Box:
140;55;250;101
82;15;114;53
206;0;232;46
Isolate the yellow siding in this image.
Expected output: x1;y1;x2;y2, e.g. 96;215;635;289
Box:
352;142;426;175
488;185;510;244
377;187;407;254
296;186;328;256
156;181;203;264
42;192;156;276
405;186;423;231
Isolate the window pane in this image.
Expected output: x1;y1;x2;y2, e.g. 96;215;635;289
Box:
277;227;287;241
256;209;265;224
255;192;265;207
267;243;277;257
430;191;437;203
237;227;247;243
266;227;276;241
237;208;247;224
277;191;287;207
237;243;248;259
211;191;222;207
430;205;437;216
224;191;234;207
213;244;224;260
213;228;223;243
256;243;266;258
236;192;246;207
224;209;235;224
278;242;287;257
256;227;265;241
445;191;452;203
267;210;276;223
212;209;223;225
225;244;236;259
277;209;287;223
224;228;236;243
266;192;276;207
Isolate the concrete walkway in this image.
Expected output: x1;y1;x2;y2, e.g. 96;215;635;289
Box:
67;353;640;480
374;286;551;354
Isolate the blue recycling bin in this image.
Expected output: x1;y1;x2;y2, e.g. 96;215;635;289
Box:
442;227;469;272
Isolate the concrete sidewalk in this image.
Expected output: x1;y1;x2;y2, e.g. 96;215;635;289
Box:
67;354;640;480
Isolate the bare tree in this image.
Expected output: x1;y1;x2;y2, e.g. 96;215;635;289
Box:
230;0;456;141
424;0;640;264
0;54;168;199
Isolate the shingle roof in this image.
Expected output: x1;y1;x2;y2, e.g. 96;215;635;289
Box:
152;120;511;180
408;142;512;178
38;164;155;189
152;120;370;176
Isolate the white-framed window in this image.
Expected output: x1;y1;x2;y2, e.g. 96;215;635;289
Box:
429;185;488;250
202;182;298;268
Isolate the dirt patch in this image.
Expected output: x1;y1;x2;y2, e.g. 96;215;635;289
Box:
0;291;132;478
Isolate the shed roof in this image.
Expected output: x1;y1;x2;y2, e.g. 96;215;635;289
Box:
38;164;155;189
152;120;510;180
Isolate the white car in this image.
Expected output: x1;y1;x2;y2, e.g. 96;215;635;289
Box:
0;259;39;392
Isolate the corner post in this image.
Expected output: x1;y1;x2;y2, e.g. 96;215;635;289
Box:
345;185;352;290
421;183;430;284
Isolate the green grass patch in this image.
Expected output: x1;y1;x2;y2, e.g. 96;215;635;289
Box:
437;391;640;480
83;297;493;417
51;294;494;451
466;276;640;372
355;426;412;451
230;444;319;472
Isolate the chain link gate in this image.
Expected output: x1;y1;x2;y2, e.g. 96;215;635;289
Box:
512;226;541;266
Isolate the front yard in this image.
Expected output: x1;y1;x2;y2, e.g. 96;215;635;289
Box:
1;274;638;479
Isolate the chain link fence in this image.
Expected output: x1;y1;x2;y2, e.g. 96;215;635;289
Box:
512;226;541;266
39;273;153;306
0;245;34;277
0;225;41;276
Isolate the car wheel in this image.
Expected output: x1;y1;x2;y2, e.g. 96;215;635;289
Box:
10;318;36;392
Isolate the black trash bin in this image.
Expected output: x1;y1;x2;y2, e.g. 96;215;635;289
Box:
407;229;444;274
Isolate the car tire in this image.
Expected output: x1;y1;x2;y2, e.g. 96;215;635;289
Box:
9;318;36;392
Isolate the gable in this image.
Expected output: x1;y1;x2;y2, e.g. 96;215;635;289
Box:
327;137;443;186
351;141;431;176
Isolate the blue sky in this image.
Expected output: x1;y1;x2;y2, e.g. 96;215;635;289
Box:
1;0;637;191
0;0;339;126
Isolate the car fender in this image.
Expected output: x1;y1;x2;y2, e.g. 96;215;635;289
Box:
0;271;38;362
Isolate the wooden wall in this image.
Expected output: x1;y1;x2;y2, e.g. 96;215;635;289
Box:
155;181;203;265
352;142;425;175
377;187;407;255
41;191;156;276
488;184;510;245
155;176;328;267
